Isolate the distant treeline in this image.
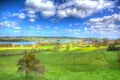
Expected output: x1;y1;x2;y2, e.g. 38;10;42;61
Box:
0;36;119;42
0;37;29;42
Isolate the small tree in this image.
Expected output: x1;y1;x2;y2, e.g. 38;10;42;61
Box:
17;53;46;78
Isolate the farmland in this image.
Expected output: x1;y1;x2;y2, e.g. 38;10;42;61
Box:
0;44;120;80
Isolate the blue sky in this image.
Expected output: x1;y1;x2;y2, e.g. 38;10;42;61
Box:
0;0;120;38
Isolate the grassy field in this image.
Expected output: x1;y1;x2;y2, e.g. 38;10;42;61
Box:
0;46;120;80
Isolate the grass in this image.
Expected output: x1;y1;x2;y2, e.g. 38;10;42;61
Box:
0;46;120;80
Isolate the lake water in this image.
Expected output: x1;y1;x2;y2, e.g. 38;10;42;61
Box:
0;42;36;46
0;39;79;46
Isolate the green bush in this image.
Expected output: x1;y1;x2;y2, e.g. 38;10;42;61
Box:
107;43;116;51
107;43;120;51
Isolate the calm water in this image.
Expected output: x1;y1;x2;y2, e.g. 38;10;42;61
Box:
0;39;79;46
0;42;36;46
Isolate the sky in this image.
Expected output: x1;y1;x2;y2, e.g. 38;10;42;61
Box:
0;0;120;38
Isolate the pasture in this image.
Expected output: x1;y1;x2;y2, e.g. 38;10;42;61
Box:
0;45;120;80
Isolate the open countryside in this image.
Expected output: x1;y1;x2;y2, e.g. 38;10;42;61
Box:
0;0;120;80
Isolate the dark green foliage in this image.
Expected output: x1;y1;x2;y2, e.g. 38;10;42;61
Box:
17;53;46;78
107;43;116;51
107;43;120;51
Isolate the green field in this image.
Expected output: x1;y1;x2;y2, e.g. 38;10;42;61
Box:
0;46;120;80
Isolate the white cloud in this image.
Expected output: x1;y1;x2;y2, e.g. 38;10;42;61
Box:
18;13;26;19
25;0;55;17
36;27;41;30
27;10;36;18
85;13;120;35
25;0;115;18
88;13;120;24
0;21;22;33
26;10;37;22
0;21;17;28
29;18;35;22
2;11;26;20
13;27;21;30
57;0;115;18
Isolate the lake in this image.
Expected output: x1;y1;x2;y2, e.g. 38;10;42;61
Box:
0;39;80;46
0;42;36;46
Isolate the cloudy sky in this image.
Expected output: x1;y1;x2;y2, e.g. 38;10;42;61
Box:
0;0;120;38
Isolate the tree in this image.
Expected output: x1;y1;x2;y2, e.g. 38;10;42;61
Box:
17;53;46;78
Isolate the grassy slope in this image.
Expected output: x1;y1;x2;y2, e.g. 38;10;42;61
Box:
0;47;120;80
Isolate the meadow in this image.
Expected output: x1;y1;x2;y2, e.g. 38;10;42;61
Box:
0;45;120;80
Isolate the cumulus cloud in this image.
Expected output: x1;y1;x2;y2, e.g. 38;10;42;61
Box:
85;13;120;35
36;27;41;30
18;13;26;19
0;21;22;33
2;11;26;20
28;18;35;22
57;0;115;18
25;0;55;17
87;13;120;24
0;21;18;28
13;27;21;30
25;0;115;18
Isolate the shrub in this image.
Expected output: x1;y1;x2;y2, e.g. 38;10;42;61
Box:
107;43;116;51
107;43;120;51
17;53;46;78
